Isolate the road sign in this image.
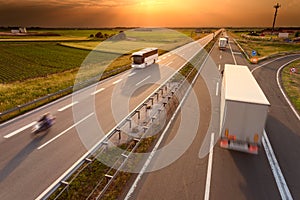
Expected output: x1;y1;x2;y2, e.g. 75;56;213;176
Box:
251;50;257;57
250;57;258;64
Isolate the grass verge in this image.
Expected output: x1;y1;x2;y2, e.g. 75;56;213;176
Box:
229;31;300;59
281;59;300;114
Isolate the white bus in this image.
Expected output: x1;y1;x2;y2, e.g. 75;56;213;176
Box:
131;48;158;68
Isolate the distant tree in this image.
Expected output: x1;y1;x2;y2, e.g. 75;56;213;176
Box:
104;33;109;38
295;32;300;37
95;32;104;38
89;34;94;38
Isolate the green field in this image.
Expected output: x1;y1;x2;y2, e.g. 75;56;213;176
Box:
60;29;194;52
0;28;209;116
0;42;90;83
230;31;300;59
282;60;300;113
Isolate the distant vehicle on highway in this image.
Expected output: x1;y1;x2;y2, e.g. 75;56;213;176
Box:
218;37;227;50
131;48;158;68
220;64;270;154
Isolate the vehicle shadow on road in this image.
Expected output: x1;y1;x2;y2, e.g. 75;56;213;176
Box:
0;132;48;182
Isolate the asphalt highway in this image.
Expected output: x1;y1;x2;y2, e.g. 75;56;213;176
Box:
0;32;216;200
124;33;300;200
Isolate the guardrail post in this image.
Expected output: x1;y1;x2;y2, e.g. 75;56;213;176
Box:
150;97;154;105
155;92;159;101
136;110;140;119
126;118;132;128
116;129;121;140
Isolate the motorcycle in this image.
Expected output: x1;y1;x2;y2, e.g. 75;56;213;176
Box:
32;115;55;134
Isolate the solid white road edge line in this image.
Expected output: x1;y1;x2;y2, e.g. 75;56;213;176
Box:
4;121;37;138
37;113;94;150
136;76;151;86
91;88;105;96
251;54;300;73
276;58;300;121
262;131;293;200
112;79;122;85
58;101;78;112
204;133;215;200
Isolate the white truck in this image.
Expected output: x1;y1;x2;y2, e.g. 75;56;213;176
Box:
218;37;227;50
220;64;270;154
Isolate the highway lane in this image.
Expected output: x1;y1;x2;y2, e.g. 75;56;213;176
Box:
252;54;300;199
0;32;217;200
124;72;212;200
208;33;284;200
124;32;287;200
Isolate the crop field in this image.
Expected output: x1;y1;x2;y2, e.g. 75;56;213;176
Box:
0;28;122;39
60;29;195;53
0;42;90;83
0;28;208;115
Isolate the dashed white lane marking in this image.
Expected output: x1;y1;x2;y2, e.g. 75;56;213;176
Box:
91;88;105;95
216;82;219;96
4;122;37;138
156;59;161;63
233;52;242;55
112;79;122;85
128;72;136;77
204;133;215;200
219;55;222;60
228;42;237;65
37;113;94;150
166;61;173;66
58;101;78;112
218;64;221;70
262;131;293;200
136;76;151;86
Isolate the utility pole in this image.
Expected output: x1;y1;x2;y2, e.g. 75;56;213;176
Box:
271;3;281;34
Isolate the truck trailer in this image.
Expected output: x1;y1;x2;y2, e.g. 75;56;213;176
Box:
220;64;270;154
218;37;227;50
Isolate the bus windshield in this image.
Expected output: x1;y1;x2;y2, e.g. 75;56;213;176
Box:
132;55;144;64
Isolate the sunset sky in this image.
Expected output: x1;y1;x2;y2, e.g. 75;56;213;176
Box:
0;0;299;27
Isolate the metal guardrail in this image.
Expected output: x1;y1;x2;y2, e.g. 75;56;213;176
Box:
35;32;219;200
0;64;131;122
